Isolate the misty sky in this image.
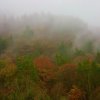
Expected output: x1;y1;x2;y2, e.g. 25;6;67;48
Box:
0;0;100;26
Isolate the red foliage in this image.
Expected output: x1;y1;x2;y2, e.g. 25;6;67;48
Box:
0;87;15;96
34;56;56;81
34;56;55;70
68;85;85;100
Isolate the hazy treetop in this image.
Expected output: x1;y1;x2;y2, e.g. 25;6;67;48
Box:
0;0;100;26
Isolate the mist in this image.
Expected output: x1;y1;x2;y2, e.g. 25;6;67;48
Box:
0;1;100;100
0;0;100;26
1;1;100;52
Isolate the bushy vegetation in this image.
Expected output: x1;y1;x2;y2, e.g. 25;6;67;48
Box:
0;14;100;100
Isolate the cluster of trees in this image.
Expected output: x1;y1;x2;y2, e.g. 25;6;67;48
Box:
0;14;100;100
0;38;100;100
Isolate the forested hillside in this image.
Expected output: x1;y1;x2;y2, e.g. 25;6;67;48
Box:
0;14;100;100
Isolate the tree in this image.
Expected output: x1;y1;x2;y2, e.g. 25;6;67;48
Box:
77;60;100;100
0;37;8;54
68;85;85;100
82;40;94;53
16;55;39;82
55;42;73;65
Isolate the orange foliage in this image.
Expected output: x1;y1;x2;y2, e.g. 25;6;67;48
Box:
0;57;17;77
34;56;56;81
68;85;85;100
0;87;15;96
34;56;55;69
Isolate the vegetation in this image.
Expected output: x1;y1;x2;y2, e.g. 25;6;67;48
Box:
0;14;100;100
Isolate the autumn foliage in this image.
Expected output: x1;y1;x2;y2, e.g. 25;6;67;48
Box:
34;56;56;82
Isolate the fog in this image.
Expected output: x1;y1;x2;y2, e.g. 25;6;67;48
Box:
0;2;100;99
0;0;100;54
0;0;100;26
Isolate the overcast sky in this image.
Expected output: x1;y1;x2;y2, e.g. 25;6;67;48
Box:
0;0;100;26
